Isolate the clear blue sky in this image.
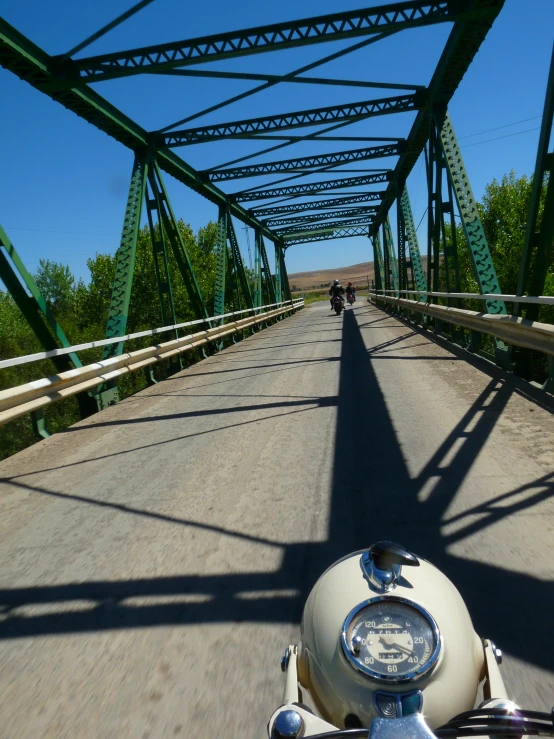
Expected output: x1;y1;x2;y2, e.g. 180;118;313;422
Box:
1;0;553;283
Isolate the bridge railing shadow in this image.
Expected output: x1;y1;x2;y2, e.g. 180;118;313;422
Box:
0;306;552;675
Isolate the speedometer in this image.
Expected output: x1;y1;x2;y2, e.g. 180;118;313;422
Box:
341;597;441;682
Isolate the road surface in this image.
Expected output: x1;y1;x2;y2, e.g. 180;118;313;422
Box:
0;301;553;737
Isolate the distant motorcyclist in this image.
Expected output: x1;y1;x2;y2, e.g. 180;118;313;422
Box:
345;282;356;303
328;279;345;310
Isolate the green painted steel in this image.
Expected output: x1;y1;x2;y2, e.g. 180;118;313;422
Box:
265;207;377;229
205;143;403;181
516;46;554;323
399;187;427;298
227;214;254;310
280;218;373;238
284;225;369;246
258;235;276;305
214;206;228;320
254;230;263;309
0;226;96;422
164;95;420;147
384;216;399;294
397;197;408;293
66;2;460;84
280;247;292;303
274;243;283;304
370;0;506;236
102;154;148;361
145;172;179;329
235;172;389;203
255;193;383;218
371;231;385;293
439;112;506;315
0;18;276;243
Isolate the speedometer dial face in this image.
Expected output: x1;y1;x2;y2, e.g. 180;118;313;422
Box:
341;597;440;682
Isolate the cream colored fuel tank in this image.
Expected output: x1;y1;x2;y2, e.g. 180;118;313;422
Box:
297;547;484;730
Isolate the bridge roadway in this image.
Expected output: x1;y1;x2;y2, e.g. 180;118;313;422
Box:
0;301;553;737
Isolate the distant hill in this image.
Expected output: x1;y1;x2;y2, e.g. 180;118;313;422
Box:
288;261;375;291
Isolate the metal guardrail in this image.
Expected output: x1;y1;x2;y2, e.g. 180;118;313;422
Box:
368;293;554;357
371;290;554;306
0;298;304;370
0;301;304;427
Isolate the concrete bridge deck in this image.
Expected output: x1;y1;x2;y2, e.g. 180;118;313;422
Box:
0;301;553;738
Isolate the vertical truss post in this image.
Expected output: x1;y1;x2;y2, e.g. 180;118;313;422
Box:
214;205;228;320
98;153;148;408
145;170;178;330
274;242;283;305
151;163;209;321
516;45;554;321
279;242;292;302
254;228;263;310
259;235;276;305
400;186;427;300
371;231;385;299
397;193;408;296
227;215;254;310
384;215;399;296
0;225;96;423
437;110;508;362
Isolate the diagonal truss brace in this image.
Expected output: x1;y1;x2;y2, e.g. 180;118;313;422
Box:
234;172;389;202
399;186;427;298
371;230;386;293
227;215;254;310
204;142;403;181
65;1;459;83
163;94;421;146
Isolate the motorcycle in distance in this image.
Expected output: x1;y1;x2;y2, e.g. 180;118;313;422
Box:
333;295;345;315
268;541;553;738
347;293;356;306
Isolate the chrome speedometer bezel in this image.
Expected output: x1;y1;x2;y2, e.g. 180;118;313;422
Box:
340;596;442;683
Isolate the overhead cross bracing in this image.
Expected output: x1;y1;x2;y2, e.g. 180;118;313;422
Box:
0;0;506;252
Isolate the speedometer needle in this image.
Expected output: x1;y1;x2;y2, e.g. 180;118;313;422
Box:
379;637;414;657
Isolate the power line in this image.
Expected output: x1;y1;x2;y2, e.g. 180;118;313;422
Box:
458;115;541;140
462;126;541;148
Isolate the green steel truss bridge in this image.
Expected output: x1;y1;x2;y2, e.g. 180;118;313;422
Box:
0;0;553;425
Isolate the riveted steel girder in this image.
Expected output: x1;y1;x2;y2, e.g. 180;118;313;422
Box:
285;225;369;246
370;0;505;235
372;231;386;292
234;172;390;203
227;214;254;310
383;216;399;293
163;95;421;146
253;193;384;218
64;1;460;84
204;143;403;181
265;207;377;229
399;186;427;298
280;218;373;237
0;18;276;244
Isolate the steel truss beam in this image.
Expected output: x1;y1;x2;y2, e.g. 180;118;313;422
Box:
234;172;389;203
227;214;254;310
266;207;377;229
371;231;386;293
0;18;275;243
204;143;403;181
163;95;420;146
64;1;460;84
399;186;427;298
370;0;505;235
0;225;96;421
383;216;399;293
285;225;369;246
280;218;373;237
254;193;383;218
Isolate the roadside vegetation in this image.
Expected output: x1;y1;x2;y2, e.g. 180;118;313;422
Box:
0;170;551;460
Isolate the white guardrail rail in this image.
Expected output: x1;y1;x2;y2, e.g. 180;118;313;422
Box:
369;291;554;357
0;299;304;427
